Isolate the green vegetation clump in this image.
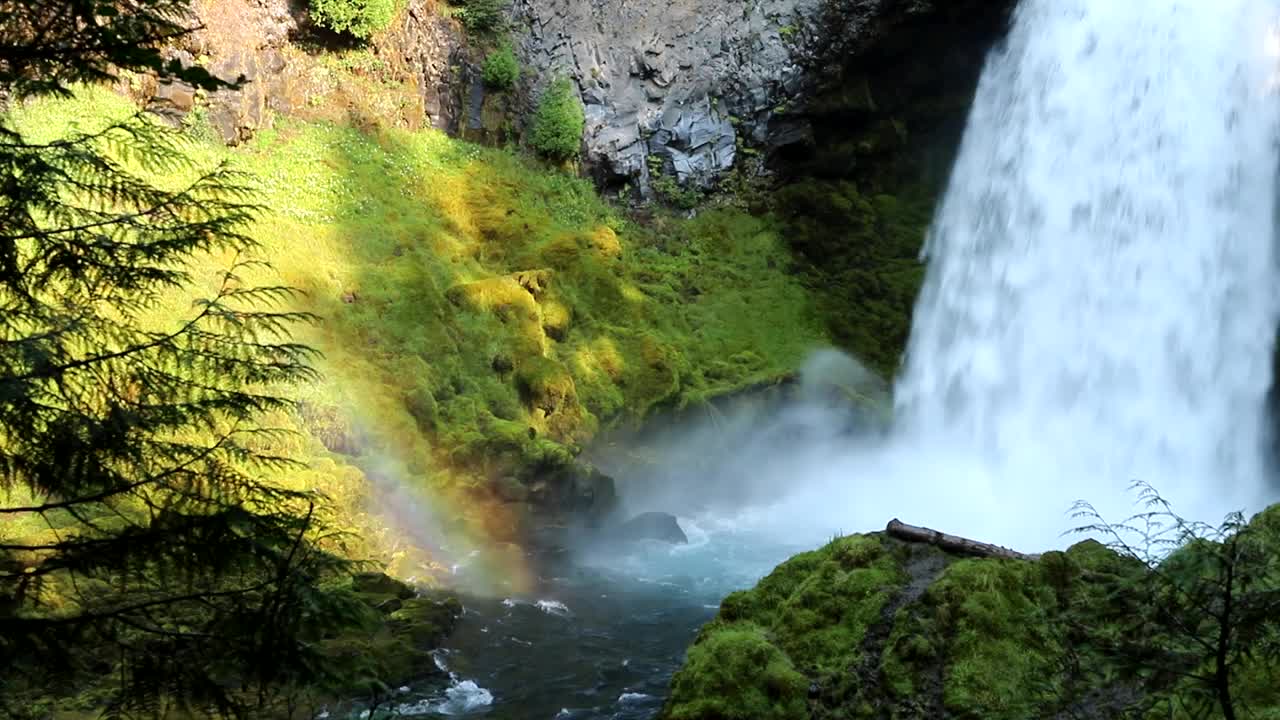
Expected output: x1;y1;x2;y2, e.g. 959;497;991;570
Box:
664;535;907;720
774;179;932;376
665;624;808;720
647;154;702;209
454;0;506;34
481;43;520;90
530;78;586;161
310;0;398;38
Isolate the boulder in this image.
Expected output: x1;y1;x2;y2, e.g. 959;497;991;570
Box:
352;571;417;600
659;512;1280;720
388;595;465;648
614;511;688;545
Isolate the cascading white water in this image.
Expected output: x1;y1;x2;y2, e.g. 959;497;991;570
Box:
891;0;1280;537
611;0;1280;555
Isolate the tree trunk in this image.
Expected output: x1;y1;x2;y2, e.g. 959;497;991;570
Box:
885;519;1040;561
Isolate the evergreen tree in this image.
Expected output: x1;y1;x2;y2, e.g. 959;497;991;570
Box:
1071;483;1280;720
0;2;369;717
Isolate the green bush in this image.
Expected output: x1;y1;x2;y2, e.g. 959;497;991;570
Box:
311;0;397;38
529;78;584;161
456;0;506;34
481;44;519;90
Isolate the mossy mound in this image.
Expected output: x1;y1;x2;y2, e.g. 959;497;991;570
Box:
665;623;810;720
332;573;463;690
661;512;1280;720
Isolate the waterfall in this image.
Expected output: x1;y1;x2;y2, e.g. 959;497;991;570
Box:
893;0;1280;533
615;0;1280;552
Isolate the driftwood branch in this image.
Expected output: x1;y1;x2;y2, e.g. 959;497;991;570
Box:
886;519;1040;561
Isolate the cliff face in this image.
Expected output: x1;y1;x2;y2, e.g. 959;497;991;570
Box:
178;0;1015;190
511;0;1017;189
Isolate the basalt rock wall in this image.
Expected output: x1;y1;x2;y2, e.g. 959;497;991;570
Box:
177;0;1016;189
510;0;1018;189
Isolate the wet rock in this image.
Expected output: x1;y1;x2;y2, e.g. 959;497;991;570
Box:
179;0;1013;184
614;511;688;545
388;595;464;647
352;571;417;600
151;77;196;117
526;462;618;525
494;475;530;503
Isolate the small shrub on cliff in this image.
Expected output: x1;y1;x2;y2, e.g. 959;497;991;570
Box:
530;78;585;161
454;0;506;34
481;43;519;91
311;0;397;38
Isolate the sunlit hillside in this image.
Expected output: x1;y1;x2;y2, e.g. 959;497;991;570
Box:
9;86;829;590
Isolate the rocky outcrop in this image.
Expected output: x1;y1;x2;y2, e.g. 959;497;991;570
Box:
510;0;1016;190
377;0;471;133
660;508;1280;720
187;0;302;143
613;512;689;545
158;0;456;143
174;0;1014;191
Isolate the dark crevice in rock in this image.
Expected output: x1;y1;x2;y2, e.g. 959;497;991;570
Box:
828;539;948;719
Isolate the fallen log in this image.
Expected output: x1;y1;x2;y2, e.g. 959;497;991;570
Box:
886;519;1040;561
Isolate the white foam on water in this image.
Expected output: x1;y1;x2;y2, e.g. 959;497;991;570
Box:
392;679;495;717
535;599;572;617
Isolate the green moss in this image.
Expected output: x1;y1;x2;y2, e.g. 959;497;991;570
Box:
453;0;506;34
664;535;905;719
13;87;827;576
387;595;464;646
928;559;1060;717
665;623;809;720
664;531;1217;720
774;180;931;377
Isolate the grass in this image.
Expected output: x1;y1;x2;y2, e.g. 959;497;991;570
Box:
7;86;829;584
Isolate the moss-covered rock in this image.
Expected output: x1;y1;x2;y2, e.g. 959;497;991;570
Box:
666;623;809;720
388;596;465;647
325;575;464;694
662;516;1280;720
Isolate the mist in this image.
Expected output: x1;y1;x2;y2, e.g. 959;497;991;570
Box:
594;348;1278;556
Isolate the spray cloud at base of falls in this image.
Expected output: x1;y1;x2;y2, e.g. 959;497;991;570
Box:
609;0;1280;554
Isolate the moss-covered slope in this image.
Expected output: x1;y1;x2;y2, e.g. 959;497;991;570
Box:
9;87;830;579
662;506;1280;720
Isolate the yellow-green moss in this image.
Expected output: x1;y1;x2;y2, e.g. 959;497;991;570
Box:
665;623;809;720
664;535;906;719
10;86;830;570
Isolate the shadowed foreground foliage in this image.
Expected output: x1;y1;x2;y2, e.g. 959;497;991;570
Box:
0;2;386;717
